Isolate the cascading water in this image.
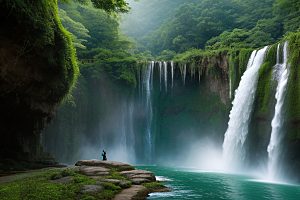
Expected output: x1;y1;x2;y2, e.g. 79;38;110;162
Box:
141;61;154;162
171;61;174;88
164;61;168;92
247;50;257;69
267;42;290;181
181;64;187;85
223;46;268;172
159;61;162;91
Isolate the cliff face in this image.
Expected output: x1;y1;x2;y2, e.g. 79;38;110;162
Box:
152;54;232;163
0;0;77;165
42;52;233;164
0;35;57;163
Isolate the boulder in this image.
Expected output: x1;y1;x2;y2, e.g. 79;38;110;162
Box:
98;179;131;188
120;170;156;184
113;185;148;200
77;166;110;176
130;178;152;185
82;185;102;193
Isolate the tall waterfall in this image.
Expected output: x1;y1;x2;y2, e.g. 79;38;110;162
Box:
159;61;162;91
267;42;290;181
223;46;268;172
171;61;174;88
247;50;257;70
164;61;168;92
181;64;187;85
142;61;155;162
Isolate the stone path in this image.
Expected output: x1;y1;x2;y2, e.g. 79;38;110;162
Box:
0;171;39;184
113;185;148;200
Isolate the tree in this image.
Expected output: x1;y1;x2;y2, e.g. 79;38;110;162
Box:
58;8;90;49
273;0;300;33
58;0;134;13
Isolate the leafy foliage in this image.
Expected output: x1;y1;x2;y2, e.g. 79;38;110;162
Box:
142;182;166;190
58;0;133;13
0;169;122;200
58;8;91;49
122;0;300;59
2;0;79;100
287;32;300;121
256;44;277;112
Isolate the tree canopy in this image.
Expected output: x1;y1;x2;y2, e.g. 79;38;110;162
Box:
58;0;134;13
121;0;300;59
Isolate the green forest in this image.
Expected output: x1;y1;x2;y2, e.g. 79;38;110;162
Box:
55;0;300;83
39;0;300;163
51;0;300;90
122;0;300;60
2;0;300;199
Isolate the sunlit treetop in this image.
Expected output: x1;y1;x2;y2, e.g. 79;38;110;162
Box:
58;0;138;13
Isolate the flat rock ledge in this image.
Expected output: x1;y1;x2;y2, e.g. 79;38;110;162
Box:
75;160;134;171
74;160;170;199
77;166;110;176
120;170;156;184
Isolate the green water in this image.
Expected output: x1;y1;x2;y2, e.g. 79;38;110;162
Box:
136;166;300;199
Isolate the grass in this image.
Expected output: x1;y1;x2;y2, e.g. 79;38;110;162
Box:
142;181;166;190
0;168;122;200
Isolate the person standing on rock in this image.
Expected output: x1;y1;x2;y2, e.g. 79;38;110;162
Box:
102;150;107;161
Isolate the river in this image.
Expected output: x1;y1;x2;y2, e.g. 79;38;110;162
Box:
136;166;300;199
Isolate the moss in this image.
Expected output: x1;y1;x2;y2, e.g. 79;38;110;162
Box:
228;51;240;97
239;49;254;77
228;49;253;97
0;168;124;200
285;32;300;141
2;0;79;101
141;182;166;190
104;168;130;180
255;44;277;113
287;32;300;121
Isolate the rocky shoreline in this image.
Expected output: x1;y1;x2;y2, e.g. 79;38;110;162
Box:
74;160;171;199
0;160;171;199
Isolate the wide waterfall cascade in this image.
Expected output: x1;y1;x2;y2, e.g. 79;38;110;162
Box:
267;42;290;181
223;46;268;172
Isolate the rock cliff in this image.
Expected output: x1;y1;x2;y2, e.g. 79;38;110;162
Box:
0;0;77;166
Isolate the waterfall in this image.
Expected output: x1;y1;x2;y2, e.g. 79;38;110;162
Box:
142;62;154;162
164;61;168;92
223;46;268;172
171;61;174;88
159;61;162;91
181;64;187;85
247;50;257;69
117;100;136;163
267;42;290;181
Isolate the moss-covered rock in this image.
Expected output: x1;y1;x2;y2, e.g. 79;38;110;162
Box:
0;0;78;163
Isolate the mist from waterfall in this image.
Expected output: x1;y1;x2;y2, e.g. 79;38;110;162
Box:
223;46;268;172
142;61;155;162
267;41;290;181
